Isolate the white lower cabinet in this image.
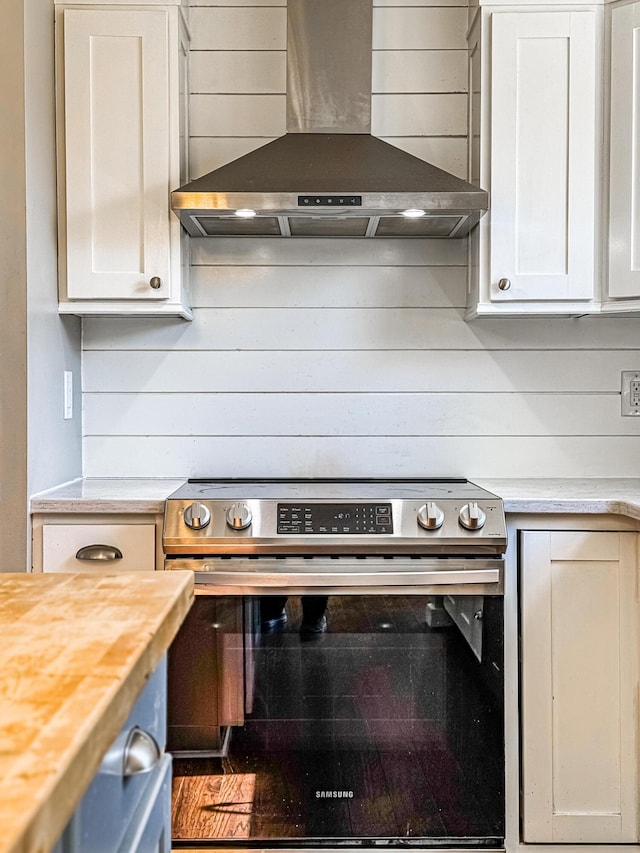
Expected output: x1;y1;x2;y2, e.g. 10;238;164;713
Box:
520;530;639;842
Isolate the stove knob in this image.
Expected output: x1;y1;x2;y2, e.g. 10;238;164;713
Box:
458;501;486;530
226;502;253;531
417;501;444;530
184;501;211;530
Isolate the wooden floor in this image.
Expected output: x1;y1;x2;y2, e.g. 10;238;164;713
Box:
171;596;504;845
172;768;255;839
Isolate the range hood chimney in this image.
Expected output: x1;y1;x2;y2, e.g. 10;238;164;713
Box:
171;0;488;239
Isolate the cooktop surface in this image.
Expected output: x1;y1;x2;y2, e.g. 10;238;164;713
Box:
168;478;501;502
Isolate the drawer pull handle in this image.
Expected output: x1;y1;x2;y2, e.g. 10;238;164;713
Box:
101;727;162;777
123;727;162;776
75;544;123;561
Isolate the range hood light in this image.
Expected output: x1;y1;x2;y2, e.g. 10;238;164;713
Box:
235;208;257;218
401;208;426;218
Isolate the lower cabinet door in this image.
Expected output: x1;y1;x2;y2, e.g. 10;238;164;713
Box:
520;531;639;842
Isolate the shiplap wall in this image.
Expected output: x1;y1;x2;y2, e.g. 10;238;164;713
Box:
81;0;640;479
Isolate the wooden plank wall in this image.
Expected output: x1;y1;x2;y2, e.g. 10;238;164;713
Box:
81;0;640;478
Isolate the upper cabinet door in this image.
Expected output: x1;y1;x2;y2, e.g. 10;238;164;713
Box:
62;9;171;301
607;1;640;301
489;10;597;303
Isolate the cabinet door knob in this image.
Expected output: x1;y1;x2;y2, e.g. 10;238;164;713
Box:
149;276;162;289
75;544;123;561
497;278;511;291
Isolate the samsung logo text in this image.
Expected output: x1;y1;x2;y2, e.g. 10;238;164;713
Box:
315;791;354;799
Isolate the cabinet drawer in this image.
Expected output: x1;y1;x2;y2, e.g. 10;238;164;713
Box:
42;524;156;573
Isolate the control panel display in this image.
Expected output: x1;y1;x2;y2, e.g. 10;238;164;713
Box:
298;195;362;207
277;503;393;535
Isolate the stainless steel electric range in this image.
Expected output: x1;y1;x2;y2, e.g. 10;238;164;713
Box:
164;479;506;850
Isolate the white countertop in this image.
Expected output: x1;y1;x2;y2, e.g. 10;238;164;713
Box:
30;478;184;513
30;477;640;521
476;478;640;521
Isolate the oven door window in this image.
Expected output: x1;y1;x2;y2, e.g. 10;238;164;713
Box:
171;594;504;848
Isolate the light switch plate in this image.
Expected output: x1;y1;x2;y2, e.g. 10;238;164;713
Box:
63;370;73;420
621;370;640;416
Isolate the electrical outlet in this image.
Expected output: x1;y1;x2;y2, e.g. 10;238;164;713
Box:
63;370;73;420
621;371;640;416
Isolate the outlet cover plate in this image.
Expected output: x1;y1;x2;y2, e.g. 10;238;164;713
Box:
621;370;640;416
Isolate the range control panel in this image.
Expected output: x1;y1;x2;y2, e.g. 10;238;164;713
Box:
162;480;507;556
277;503;393;535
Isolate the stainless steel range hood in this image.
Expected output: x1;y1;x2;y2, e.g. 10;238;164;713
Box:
171;0;488;239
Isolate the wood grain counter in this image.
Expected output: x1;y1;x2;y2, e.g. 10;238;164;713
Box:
0;571;194;853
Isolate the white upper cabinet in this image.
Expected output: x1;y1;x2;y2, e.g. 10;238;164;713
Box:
604;0;640;310
55;0;191;319
467;4;602;317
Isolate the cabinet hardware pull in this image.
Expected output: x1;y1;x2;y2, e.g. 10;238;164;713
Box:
122;727;162;776
497;278;511;291
75;544;123;561
149;276;162;289
100;726;162;777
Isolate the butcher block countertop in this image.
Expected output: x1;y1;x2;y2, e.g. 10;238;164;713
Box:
0;570;194;853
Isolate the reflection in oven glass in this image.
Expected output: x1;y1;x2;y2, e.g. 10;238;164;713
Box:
171;594;504;848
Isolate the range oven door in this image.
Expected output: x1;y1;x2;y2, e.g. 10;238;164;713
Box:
168;560;505;850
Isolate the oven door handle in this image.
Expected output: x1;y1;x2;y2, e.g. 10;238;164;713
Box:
165;557;504;595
